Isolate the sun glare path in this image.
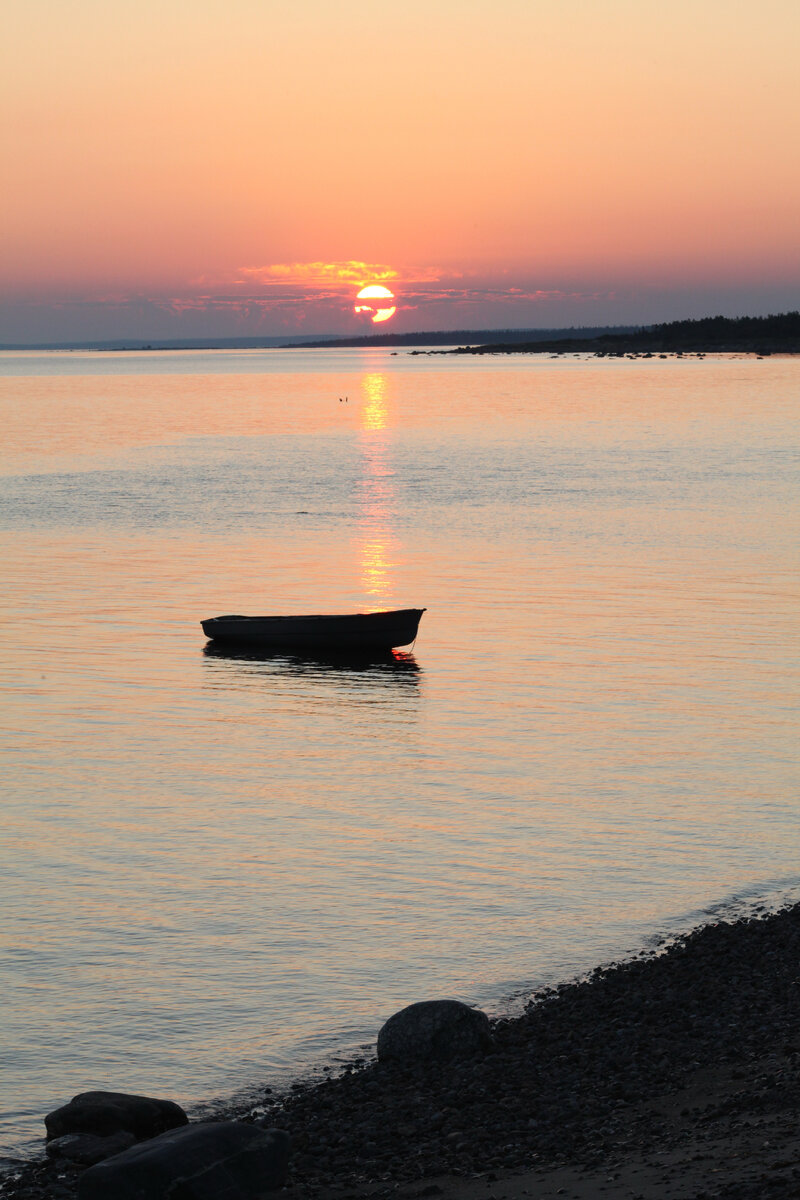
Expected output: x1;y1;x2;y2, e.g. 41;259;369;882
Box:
357;373;397;601
359;534;398;598
361;373;389;432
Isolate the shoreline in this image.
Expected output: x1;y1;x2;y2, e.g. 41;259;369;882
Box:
437;343;800;357
4;904;800;1199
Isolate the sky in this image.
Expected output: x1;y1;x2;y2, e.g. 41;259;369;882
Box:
2;0;799;343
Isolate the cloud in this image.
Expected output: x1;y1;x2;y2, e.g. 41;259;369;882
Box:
235;261;447;289
11;280;603;318
238;261;399;288
0;261;629;342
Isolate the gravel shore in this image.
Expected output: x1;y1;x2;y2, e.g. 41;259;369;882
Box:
4;904;800;1200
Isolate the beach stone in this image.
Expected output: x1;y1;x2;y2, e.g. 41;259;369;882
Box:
46;1131;137;1165
77;1122;289;1200
377;1000;491;1063
45;1091;188;1142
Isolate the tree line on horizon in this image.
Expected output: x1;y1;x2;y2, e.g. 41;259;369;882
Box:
647;311;799;343
298;312;800;352
451;311;800;356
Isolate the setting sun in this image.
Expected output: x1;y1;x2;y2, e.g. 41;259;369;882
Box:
355;284;397;325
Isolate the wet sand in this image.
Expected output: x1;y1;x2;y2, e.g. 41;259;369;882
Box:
5;905;800;1200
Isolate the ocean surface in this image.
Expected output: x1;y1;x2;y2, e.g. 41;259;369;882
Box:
1;348;798;1159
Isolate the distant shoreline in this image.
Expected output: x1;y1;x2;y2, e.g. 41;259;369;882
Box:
6;901;800;1200
0;327;635;354
2;311;798;356
433;310;800;358
439;340;799;357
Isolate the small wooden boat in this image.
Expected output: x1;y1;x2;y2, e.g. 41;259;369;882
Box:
201;608;425;653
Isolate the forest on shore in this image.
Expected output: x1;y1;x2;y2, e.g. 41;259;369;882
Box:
444;311;800;357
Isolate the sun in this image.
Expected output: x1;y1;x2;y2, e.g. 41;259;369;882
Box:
355;284;397;324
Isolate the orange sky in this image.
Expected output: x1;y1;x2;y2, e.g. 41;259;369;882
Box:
2;0;799;341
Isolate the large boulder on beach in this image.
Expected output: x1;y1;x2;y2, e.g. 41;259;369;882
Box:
46;1131;137;1165
377;999;492;1063
45;1091;188;1142
77;1122;289;1200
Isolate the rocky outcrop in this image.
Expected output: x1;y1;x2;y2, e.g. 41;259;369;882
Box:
377;999;491;1063
45;1091;188;1142
77;1122;289;1200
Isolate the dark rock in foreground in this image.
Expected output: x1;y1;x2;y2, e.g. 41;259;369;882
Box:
45;1091;188;1142
45;1132;136;1166
77;1123;289;1200
377;1000;491;1063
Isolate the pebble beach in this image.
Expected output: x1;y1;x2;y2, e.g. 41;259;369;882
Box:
5;903;800;1200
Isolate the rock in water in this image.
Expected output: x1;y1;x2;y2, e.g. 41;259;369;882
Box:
77;1123;289;1200
45;1091;188;1141
377;1000;491;1063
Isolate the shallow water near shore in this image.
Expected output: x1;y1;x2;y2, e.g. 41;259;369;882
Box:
0;349;798;1158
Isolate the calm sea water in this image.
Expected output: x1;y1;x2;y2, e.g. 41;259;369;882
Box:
1;348;798;1158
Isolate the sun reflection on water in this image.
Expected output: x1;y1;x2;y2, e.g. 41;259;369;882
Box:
356;373;400;603
359;534;394;598
361;373;389;432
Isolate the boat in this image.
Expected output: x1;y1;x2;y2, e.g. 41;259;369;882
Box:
201;608;425;653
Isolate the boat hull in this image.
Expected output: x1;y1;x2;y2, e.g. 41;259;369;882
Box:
201;608;425;653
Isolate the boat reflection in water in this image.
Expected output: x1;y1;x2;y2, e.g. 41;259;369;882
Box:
202;642;421;691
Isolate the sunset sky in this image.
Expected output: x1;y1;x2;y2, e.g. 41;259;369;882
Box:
3;0;799;343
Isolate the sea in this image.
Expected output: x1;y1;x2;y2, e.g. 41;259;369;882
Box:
1;347;798;1160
